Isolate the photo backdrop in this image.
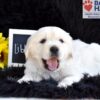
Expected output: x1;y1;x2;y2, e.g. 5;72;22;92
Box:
0;0;100;43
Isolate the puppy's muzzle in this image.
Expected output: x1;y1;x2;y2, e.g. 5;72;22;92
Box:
42;46;59;71
50;46;59;57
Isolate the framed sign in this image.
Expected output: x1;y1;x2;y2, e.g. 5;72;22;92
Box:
8;29;37;67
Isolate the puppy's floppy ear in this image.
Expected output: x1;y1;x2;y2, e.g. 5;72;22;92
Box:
66;52;73;65
24;45;29;60
65;34;73;64
24;36;32;60
67;53;73;60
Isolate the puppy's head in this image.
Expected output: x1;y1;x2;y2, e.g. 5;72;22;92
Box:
25;26;73;71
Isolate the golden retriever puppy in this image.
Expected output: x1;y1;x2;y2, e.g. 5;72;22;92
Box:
18;26;100;88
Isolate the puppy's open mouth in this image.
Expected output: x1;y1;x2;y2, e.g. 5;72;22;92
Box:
42;57;59;71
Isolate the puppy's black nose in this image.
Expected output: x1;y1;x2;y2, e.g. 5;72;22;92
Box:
50;46;59;56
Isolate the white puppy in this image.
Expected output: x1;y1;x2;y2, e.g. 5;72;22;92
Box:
18;26;100;88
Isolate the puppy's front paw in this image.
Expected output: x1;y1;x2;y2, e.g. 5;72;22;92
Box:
18;76;33;84
18;78;26;84
18;78;29;84
58;75;83;88
57;78;74;88
18;75;42;84
58;82;68;88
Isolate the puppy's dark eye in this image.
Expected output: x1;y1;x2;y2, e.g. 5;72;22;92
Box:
40;39;46;43
59;39;64;43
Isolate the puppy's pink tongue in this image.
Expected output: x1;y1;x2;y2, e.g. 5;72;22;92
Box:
47;58;58;71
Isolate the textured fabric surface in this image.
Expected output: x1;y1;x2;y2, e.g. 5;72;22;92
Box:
0;67;100;99
0;0;100;43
